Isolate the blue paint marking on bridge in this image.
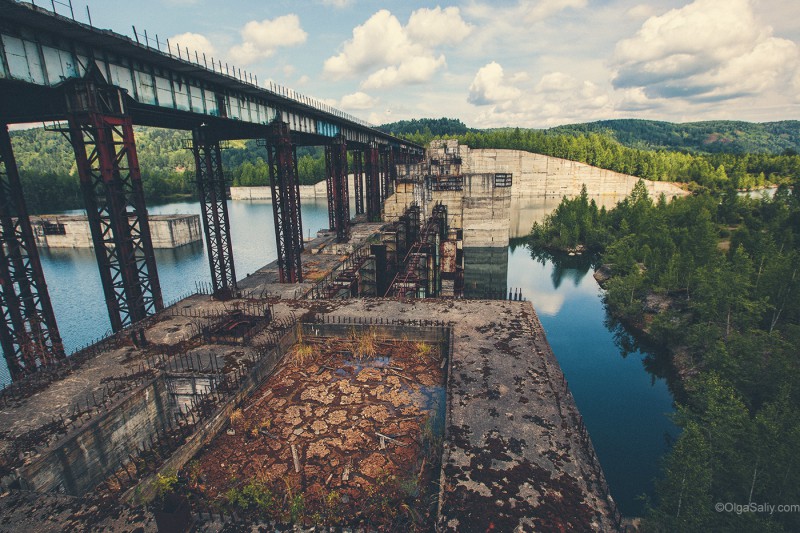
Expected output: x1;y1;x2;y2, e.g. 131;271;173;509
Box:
0;0;424;380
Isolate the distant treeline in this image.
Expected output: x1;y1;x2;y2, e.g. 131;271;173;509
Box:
12;118;800;213
9;127;326;214
548;119;800;155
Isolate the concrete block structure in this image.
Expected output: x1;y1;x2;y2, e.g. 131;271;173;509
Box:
30;214;202;249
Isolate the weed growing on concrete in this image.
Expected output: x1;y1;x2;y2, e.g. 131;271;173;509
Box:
414;341;433;360
154;470;178;500
353;327;378;360
290;325;315;366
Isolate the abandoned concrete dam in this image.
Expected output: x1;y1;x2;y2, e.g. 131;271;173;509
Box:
0;137;684;531
0;2;690;530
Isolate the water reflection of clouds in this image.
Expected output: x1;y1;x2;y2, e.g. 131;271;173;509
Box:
507;246;598;316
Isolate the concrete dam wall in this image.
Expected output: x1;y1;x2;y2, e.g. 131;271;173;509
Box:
463;147;686;199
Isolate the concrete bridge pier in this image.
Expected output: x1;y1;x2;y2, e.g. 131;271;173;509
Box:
265;121;303;283
65;81;163;332
324;136;350;243
189;128;237;299
364;142;381;221
0;124;65;380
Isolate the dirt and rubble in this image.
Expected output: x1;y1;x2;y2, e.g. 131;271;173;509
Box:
185;332;445;530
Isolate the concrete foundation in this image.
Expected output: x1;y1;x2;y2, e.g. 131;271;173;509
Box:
29;214;202;249
230;174;360;201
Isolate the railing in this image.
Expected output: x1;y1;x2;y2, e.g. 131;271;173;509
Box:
16;0;377;129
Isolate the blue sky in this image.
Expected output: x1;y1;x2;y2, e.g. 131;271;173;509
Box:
69;0;800;127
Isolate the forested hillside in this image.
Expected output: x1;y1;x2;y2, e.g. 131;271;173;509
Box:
529;184;800;532
549;119;800;155
456;129;800;191
8;126;325;213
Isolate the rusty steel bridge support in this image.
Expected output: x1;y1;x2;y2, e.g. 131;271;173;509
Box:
364;143;381;222
352;149;364;216
0;125;65;380
66;82;163;332
379;147;395;202
266;122;303;283
189;129;236;298
325;136;350;243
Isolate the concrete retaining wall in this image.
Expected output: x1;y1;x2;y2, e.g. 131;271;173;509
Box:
19;378;171;496
231;175;359;201
30;215;202;249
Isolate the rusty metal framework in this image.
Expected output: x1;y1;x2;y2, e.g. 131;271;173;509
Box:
380;148;390;202
266;122;303;283
352;149;364;216
325;137;350;243
0;125;65;380
386;204;447;298
189;129;236;298
66;82;163;332
364;143;381;221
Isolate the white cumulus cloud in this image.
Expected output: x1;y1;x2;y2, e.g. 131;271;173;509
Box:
520;0;588;22
339;91;378;110
168;32;216;58
612;0;800;103
406;6;473;47
468;62;613;127
323;7;471;89
468;62;522;105
229;14;307;65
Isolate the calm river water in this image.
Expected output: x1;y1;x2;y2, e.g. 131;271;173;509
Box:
3;195;676;516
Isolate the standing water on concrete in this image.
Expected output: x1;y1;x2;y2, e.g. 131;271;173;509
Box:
2;194;677;517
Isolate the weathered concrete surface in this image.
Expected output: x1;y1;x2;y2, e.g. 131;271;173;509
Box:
311;299;618;531
463;146;685;199
231;174;360;201
29;214;202;248
385;176;511;249
0;217;617;530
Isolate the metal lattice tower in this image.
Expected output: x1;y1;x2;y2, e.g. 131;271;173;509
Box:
189;129;236;298
266;122;303;283
364;143;381;221
66;81;163;332
352;149;364;216
325;136;350;243
0;124;65;380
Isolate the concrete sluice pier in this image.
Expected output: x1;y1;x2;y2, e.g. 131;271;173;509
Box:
0;220;619;532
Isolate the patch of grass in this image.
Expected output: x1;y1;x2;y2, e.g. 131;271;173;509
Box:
353;327;378;361
413;341;433;360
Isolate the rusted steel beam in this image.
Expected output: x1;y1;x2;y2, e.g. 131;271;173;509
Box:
352;149;364;216
0;124;65;379
364;143;381;222
189;128;236;298
265;121;303;283
66;81;163;331
326;136;350;243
